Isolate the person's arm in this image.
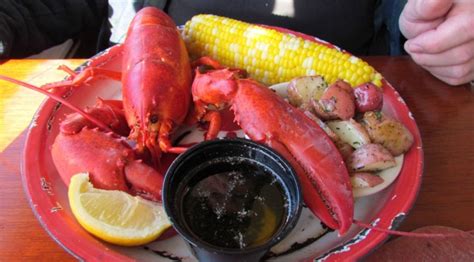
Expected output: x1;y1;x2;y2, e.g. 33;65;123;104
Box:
399;0;474;85
0;0;107;59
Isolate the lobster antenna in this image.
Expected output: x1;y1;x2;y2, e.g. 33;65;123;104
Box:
0;75;114;133
353;219;474;238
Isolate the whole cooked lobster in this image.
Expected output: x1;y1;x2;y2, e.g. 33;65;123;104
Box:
0;7;192;201
191;58;354;234
52;7;192;162
122;7;192;161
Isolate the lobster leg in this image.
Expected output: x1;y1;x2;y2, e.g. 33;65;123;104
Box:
192;56;247;78
42;66;122;91
202;111;222;140
144;131;163;168
185;100;222;140
157;119;188;154
191;56;225;70
60;98;129;136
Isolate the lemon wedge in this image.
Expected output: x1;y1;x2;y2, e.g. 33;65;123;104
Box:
68;173;171;246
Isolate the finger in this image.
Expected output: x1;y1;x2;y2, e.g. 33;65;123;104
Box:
399;15;444;39
432;71;474;86
422;60;474;85
408;40;474;67
410;0;453;21
399;0;453;39
405;13;474;53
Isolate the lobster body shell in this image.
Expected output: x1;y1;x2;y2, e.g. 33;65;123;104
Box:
192;67;354;234
122;7;192;155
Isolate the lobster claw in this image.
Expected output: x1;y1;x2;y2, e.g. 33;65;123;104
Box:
52;117;165;202
190;58;354;234
265;139;350;233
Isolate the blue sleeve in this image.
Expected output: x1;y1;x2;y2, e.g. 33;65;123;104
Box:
374;0;408;55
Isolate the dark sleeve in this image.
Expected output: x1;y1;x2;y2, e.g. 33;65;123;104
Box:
0;0;107;58
372;0;407;55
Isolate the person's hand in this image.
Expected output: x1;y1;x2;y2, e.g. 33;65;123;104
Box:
399;0;474;85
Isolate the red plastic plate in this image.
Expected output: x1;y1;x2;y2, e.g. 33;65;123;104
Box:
21;30;423;261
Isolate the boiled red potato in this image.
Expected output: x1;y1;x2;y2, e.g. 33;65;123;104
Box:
287;75;328;109
347;143;396;172
312;80;355;120
362;111;414;156
354;83;383;112
350;172;384;188
303;111;354;161
269;81;403;198
352;155;404;198
326;119;371;149
303;110;338;141
334;140;355;163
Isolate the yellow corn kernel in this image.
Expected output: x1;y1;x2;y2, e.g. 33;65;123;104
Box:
184;14;381;87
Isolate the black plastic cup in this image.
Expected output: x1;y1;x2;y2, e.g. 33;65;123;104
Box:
163;138;302;262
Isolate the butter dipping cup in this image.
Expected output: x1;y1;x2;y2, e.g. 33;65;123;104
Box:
163;138;302;262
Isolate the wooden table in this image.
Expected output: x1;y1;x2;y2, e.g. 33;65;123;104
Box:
0;58;472;260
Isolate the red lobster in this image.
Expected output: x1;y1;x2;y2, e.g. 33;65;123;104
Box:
191;59;354;234
44;7;192;163
121;7;192;160
0;7;192;201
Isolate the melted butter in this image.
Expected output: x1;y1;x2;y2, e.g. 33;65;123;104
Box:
181;159;288;249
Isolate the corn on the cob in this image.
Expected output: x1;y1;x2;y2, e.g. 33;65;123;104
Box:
183;14;382;87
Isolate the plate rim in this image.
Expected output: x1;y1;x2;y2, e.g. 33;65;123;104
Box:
20;27;424;261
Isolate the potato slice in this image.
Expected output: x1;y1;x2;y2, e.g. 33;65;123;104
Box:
347;143;396;172
287;76;328;108
334;140;355;162
303;111;354;161
327;119;371;149
353;155;404;198
303;111;338;141
362;111;414;156
350;172;384;188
